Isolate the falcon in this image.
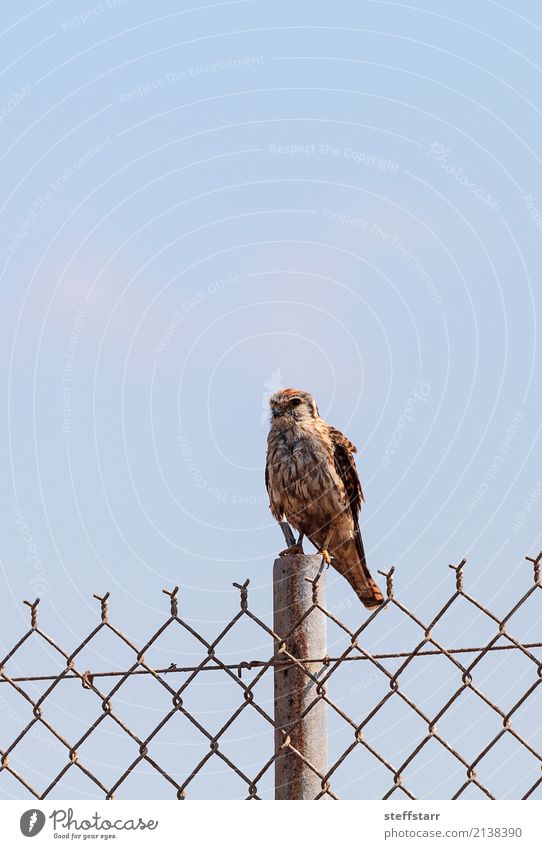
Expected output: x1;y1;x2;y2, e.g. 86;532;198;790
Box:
265;388;383;609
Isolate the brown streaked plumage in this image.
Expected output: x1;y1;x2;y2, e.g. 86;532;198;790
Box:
265;388;383;609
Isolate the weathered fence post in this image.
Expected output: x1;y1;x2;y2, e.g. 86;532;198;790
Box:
273;552;328;800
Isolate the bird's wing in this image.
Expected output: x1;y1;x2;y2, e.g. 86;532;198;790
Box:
265;447;284;521
328;426;364;514
328;426;382;609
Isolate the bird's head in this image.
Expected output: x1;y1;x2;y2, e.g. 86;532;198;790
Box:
269;388;320;425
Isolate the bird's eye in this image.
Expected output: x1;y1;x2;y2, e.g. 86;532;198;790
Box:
290;398;302;407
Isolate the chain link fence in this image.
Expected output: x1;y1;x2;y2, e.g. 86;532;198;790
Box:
0;551;541;800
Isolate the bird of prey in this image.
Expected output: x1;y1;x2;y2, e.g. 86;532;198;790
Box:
265;388;383;609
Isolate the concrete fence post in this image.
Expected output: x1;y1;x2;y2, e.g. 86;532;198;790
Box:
273;552;328;799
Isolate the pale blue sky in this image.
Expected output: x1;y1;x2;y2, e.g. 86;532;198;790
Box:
1;0;541;800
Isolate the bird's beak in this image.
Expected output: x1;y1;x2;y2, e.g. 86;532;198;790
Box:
272;407;283;418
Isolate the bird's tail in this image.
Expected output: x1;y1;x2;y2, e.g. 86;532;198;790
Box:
333;531;384;610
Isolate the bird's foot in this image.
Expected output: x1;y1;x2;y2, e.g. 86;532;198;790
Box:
279;542;304;557
320;548;333;565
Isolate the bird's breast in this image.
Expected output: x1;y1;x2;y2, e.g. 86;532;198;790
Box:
267;432;339;507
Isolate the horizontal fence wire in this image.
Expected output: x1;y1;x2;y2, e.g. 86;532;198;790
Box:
4;640;542;684
0;552;541;800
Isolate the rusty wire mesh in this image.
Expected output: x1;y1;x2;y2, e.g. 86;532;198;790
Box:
1;551;541;800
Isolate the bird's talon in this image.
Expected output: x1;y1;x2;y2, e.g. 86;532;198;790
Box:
279;543;304;557
320;548;333;565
